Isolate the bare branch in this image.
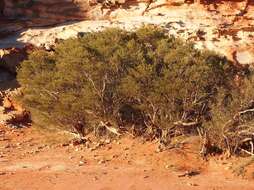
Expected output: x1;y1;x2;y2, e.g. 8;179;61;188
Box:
42;88;59;100
99;121;121;136
83;71;103;100
173;120;199;127
239;108;254;116
250;141;254;154
240;148;254;156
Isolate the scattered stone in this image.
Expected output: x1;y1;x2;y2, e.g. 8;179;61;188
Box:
111;155;118;159
85;141;90;148
155;148;161;153
178;170;200;178
4;144;10;149
32;150;40;154
71;138;87;146
98;159;106;164
0;172;6;175
78;161;85;166
61;143;69;147
165;164;174;169
69;156;74;160
89;147;96;152
107;146;112;150
37;145;46;149
187;182;199;186
28;143;35;147
95;142;103;149
0;138;9;141
27;138;34;142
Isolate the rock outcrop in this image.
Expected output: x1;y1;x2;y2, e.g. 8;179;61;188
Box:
0;0;253;66
3;0;89;20
1;0;125;25
0;89;30;128
2;0;253;21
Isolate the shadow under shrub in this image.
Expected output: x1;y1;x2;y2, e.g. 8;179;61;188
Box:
17;26;254;156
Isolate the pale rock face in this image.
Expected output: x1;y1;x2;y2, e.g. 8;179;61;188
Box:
236;51;254;65
3;0;90;23
0;0;253;67
2;0;128;21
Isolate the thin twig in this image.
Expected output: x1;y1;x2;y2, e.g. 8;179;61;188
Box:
240;148;254;156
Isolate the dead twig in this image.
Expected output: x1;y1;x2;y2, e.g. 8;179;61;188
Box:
240;148;254;156
173;120;199;127
250;141;254;154
99;121;121;136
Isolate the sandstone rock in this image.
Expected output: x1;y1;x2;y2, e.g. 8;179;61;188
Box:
3;97;13;110
0;172;7;175
0;0;253;69
0;93;31;128
187;182;199;186
61;143;70;147
71;138;87;146
78;160;86;166
4;144;10;149
236;51;254;65
89;147;97;151
98;159;106;164
3;0;93;25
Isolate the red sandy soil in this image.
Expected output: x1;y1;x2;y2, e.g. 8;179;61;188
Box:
0;125;254;190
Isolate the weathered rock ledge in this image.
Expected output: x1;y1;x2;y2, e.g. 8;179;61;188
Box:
0;0;253;68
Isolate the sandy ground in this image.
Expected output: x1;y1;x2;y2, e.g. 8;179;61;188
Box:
0;125;254;190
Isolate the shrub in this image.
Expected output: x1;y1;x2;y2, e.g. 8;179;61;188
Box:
17;26;254;155
204;74;254;155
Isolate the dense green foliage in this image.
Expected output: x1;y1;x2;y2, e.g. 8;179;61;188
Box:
17;26;254;155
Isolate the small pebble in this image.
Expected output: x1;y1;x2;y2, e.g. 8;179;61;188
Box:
78;161;85;166
98;159;105;164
